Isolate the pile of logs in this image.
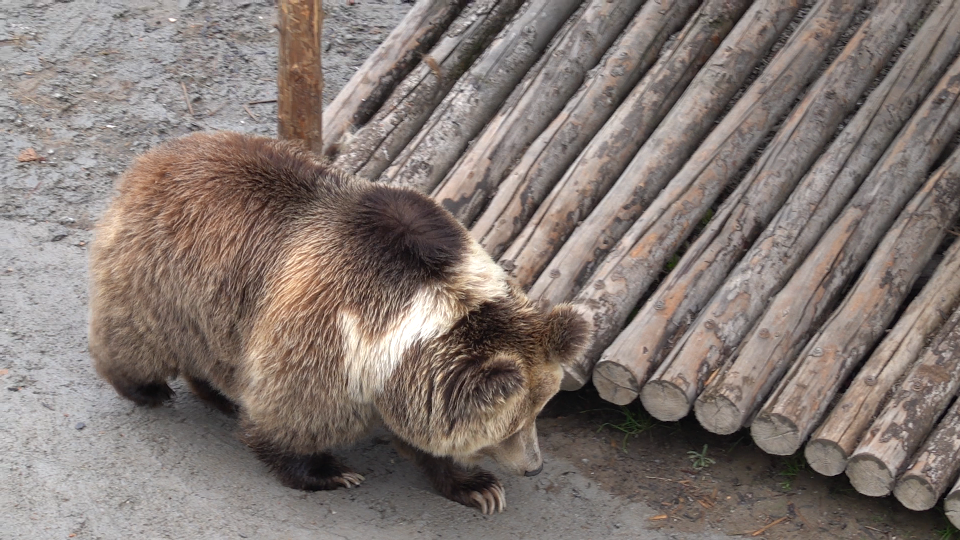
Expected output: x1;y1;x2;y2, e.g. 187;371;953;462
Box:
322;0;960;521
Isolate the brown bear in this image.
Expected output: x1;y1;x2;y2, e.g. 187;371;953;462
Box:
88;131;589;514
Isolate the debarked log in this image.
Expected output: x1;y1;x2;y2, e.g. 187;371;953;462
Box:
693;55;960;435
498;0;805;290
554;0;865;390
751;147;960;456
433;0;697;225
322;0;466;156
806;227;960;477
333;0;525;178
846;301;960;497
585;0;926;408
895;392;960;511
380;0;584;192
473;0;752;258
636;0;960;428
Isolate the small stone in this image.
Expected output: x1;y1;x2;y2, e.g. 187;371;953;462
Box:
75;422;86;430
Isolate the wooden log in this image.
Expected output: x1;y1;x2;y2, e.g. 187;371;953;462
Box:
945;461;960;528
894;393;960;511
694;56;960;436
333;0;524;179
550;0;864;390
500;0;806;290
322;0;465;156
639;0;960;426
846;300;960;497
806;227;960;476
380;0;585;192
752;146;960;456
432;0;696;225
473;0;752;258
277;0;324;152
584;0;927;409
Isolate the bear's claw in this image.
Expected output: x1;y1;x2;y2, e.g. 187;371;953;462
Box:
335;472;365;488
468;483;506;515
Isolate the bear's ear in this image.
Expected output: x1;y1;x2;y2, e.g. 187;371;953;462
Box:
443;356;525;418
544;304;591;365
355;185;467;276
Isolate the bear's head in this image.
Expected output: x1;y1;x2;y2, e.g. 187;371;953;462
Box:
358;185;591;475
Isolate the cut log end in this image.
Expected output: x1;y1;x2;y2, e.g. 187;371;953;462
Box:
592;361;639;405
846;454;895;497
893;474;939;512
640;380;692;422
560;363;589;392
694;393;743;435
946;491;960;529
804;438;848;477
751;414;802;456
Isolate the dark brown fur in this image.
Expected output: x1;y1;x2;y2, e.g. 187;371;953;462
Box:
89;131;589;513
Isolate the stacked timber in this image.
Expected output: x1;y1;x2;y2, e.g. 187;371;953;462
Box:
753;146;960;457
593;0;928;408
694;50;960;436
321;0;960;515
472;0;753;258
806;228;960;477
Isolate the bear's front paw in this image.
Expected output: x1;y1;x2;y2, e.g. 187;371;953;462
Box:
448;469;506;515
256;449;365;491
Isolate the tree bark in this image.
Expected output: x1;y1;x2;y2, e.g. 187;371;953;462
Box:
500;0;806;290
333;0;524;179
380;0;584;192
894;393;960;511
277;0;324;152
845;302;960;497
636;0;960;426
694;57;960;436
321;0;466;156
945;467;960;529
583;0;926;407
806;232;960;477
473;0;752;258
752;149;960;456
433;0;695;226
551;0;864;391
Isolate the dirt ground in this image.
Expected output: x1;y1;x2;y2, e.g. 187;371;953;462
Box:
0;1;952;538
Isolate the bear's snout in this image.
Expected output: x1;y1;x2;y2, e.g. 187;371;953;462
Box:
524;463;544;477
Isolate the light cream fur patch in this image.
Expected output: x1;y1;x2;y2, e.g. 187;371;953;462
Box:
339;284;464;403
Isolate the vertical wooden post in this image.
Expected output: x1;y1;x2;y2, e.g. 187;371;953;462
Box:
278;0;324;152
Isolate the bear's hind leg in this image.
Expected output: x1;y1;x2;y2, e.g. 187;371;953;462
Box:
89;313;177;407
244;427;364;491
393;438;505;514
185;376;239;416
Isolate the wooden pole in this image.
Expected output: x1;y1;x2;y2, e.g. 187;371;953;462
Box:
321;0;466;157
472;0;751;258
332;0;524;179
500;0;806;291
693;56;960;435
277;0;324;152
583;0;926;408
555;0;864;389
633;0;960;426
806;230;960;476
432;0;693;225
752;147;960;456
380;0;584;192
895;393;960;511
846;301;960;497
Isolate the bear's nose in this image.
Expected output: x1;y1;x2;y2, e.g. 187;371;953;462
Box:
524;463;543;477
